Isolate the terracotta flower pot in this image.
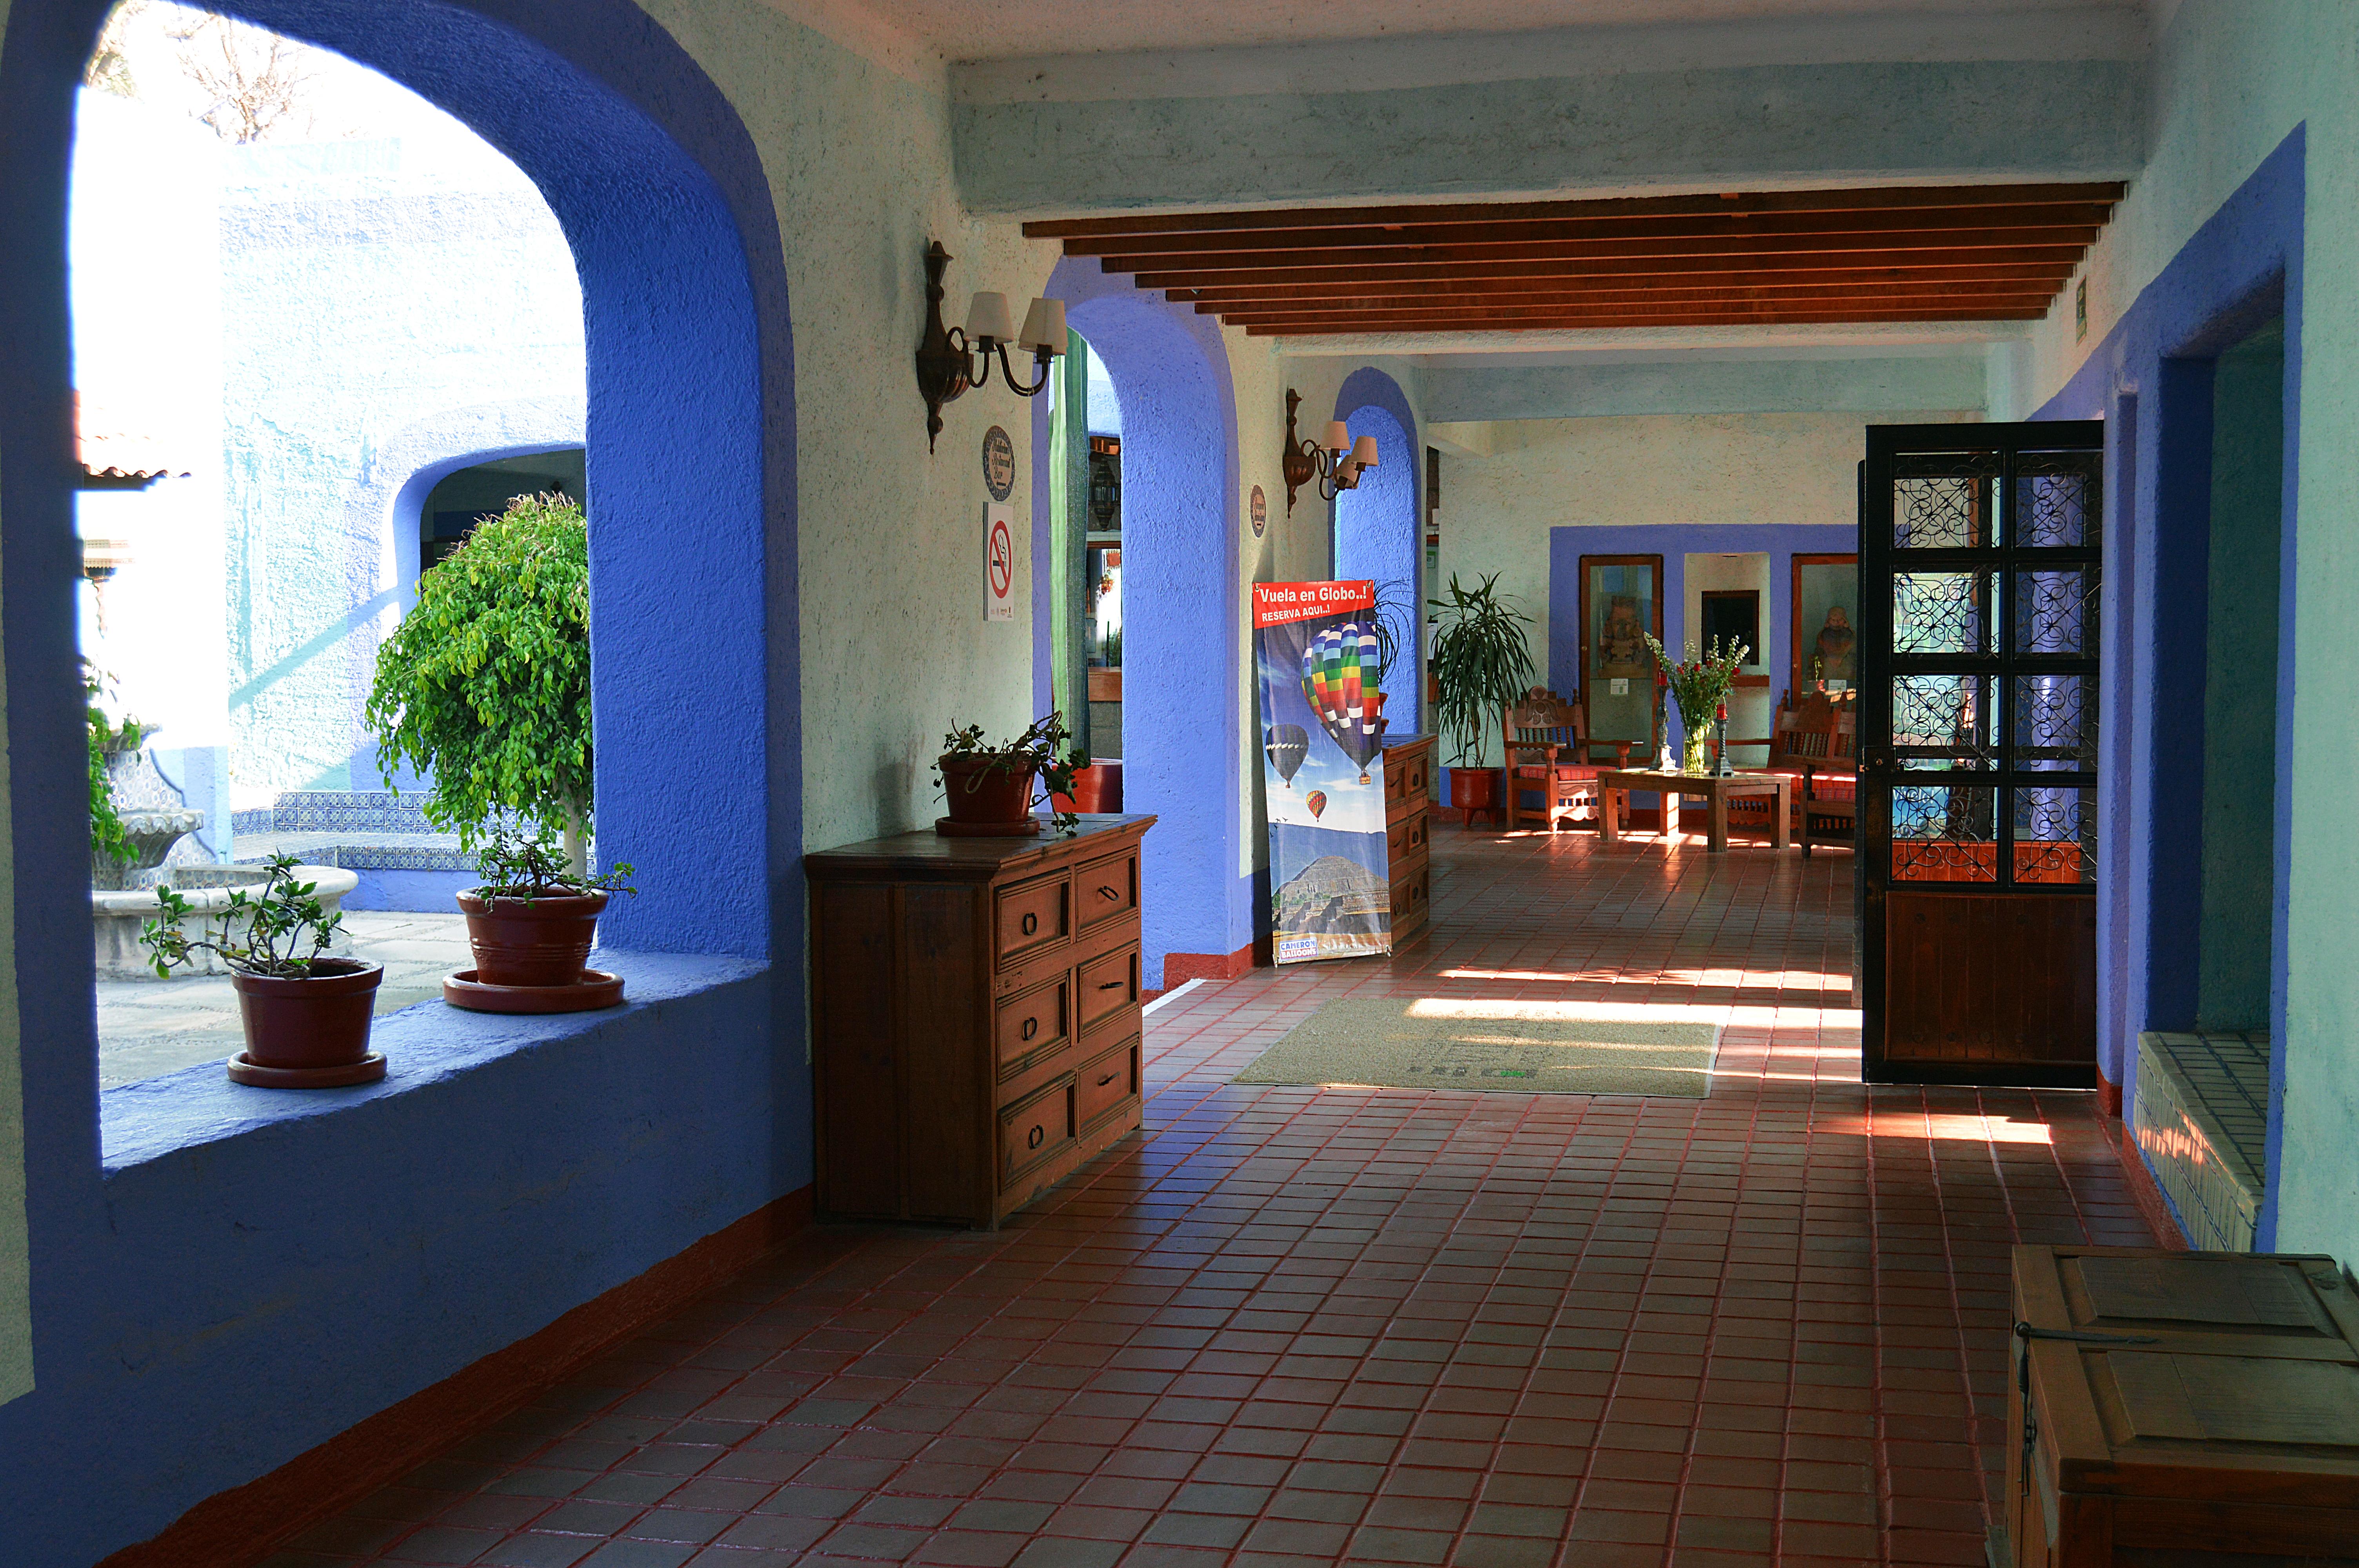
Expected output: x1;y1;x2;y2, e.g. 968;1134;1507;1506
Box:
457;889;610;987
1049;761;1123;815
231;958;382;1073
940;754;1039;827
1447;766;1501;809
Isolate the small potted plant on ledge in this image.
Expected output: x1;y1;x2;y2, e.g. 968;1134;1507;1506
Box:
142;853;385;1089
447;823;636;1014
936;711;1086;836
1428;573;1537;824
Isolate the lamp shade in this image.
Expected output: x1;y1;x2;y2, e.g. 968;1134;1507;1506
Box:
1350;433;1379;468
1017;297;1067;352
1323;420;1350;453
964;291;1017;344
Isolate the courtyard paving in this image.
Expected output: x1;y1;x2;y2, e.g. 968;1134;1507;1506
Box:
96;909;473;1088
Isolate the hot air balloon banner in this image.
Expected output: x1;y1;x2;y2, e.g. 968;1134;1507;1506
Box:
1300;621;1388;784
1252;581;1394;966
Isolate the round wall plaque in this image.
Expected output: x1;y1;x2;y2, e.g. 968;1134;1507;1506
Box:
981;425;1015;501
1250;484;1267;537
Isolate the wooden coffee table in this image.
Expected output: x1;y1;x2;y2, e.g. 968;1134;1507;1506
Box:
1596;769;1790;853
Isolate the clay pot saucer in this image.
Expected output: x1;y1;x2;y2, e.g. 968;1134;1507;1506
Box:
443;967;625;1014
934;815;1042;837
227;1051;387;1088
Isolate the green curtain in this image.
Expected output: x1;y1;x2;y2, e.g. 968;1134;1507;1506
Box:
1049;329;1090;755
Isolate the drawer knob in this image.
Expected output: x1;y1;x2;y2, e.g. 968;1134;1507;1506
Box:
1027;1125;1044;1150
1020;1016;1038;1041
1096;1072;1116;1088
1021;912;1038;935
1097;980;1124;992
1097;884;1121;900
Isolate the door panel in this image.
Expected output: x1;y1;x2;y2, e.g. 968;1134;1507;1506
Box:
1861;423;2103;1084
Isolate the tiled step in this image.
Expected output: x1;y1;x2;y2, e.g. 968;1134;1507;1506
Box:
2134;1028;2270;1251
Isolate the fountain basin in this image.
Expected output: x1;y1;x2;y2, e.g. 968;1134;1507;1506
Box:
94;862;360;980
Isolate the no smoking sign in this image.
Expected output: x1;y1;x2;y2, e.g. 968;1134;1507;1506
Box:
983;503;1014;622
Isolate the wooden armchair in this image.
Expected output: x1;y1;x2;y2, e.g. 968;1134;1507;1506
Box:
1724;694;1857;855
1503;688;1626;832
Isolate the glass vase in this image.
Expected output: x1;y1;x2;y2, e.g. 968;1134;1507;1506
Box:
1680;726;1711;775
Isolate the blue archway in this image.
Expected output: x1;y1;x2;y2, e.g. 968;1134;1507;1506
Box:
1038;259;1250;986
0;3;797;1559
1332;368;1423;733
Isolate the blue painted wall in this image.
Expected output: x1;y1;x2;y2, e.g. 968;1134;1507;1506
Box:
1046;260;1251;985
2032;129;2302;1245
1547;521;1858;745
1332;367;1423;738
0;2;803;1560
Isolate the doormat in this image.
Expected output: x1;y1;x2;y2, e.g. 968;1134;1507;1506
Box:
1233;997;1721;1097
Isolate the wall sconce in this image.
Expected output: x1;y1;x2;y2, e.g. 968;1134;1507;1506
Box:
914;240;1067;453
1279;388;1378;514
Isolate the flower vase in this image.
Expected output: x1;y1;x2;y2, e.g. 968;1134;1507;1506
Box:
1681;726;1712;776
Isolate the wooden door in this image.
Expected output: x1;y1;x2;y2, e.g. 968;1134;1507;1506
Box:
1860;423;2103;1084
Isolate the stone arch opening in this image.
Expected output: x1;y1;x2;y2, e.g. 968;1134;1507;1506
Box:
1331;381;1422;733
1044;260;1248;985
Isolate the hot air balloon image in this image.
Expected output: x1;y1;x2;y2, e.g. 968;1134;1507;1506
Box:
1263;724;1309;789
1306;790;1327;820
1301;621;1387;783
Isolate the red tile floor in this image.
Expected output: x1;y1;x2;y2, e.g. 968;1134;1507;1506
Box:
270;824;2154;1568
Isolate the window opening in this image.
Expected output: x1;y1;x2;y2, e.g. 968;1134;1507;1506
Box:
73;1;586;1087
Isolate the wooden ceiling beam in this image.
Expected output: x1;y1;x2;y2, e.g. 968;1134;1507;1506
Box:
1137;250;2081;292
1096;228;2097;275
1200;289;2061;321
1057;205;2115;259
1177;275;2070;310
1021;181;2126;241
1240;307;2048;335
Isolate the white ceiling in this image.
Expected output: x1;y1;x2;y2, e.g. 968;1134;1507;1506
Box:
849;0;2144;61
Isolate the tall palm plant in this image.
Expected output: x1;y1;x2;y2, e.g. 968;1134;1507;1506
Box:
1428;573;1537;767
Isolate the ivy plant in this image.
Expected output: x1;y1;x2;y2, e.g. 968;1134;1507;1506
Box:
365;492;596;874
85;660;147;867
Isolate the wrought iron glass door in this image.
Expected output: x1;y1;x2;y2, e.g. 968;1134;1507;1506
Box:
1860;423;2103;1083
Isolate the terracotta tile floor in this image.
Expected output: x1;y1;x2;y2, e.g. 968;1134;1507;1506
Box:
269;825;2153;1568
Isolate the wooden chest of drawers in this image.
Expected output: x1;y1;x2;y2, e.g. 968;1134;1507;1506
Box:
1382;734;1434;946
2006;1245;2359;1568
805;814;1154;1228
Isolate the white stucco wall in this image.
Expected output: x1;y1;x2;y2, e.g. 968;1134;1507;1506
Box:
215;123;585;804
2005;0;2359;1266
1434;408;1978;768
632;0;1060;853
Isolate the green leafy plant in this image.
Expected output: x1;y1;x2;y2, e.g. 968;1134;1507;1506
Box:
1369;577;1417;690
1427;573;1537;768
935;711;1088;833
140;853;343;978
366;492;596;875
85;659;149;866
471;822;636;902
1645;632;1750;748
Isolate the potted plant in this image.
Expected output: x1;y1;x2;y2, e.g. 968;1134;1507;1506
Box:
936;712;1086;836
365;492;600;878
1427;573;1537;818
142;853;385;1088
1646;633;1749;775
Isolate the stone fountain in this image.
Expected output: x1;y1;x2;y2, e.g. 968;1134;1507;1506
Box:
91;748;356;978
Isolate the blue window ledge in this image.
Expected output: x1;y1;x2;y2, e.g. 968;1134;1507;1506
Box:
102;950;769;1171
